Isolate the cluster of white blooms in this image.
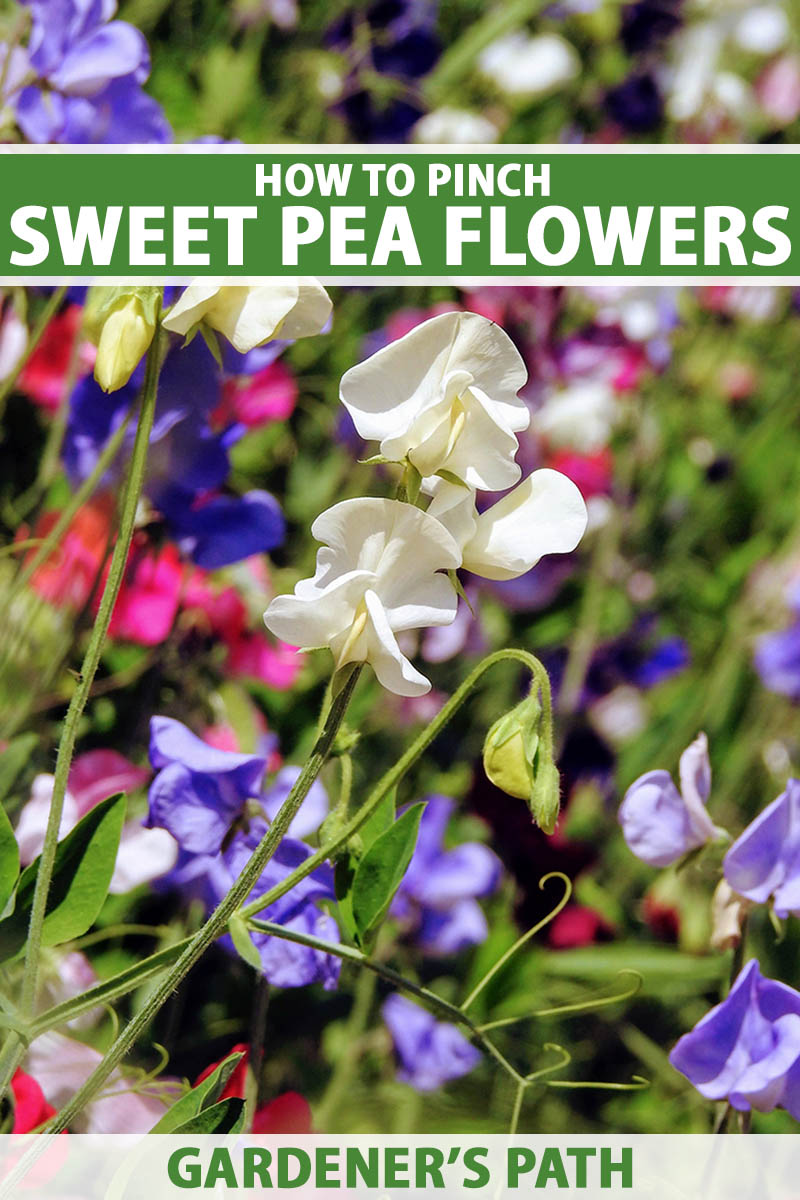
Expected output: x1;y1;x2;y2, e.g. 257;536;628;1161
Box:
264;311;588;698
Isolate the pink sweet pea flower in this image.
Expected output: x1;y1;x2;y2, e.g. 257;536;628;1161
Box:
15;751;177;893
24;496;113;611
18;304;94;412
100;535;184;646
26;1033;178;1133
215;359;298;428
225;632;305;690
181;570;248;641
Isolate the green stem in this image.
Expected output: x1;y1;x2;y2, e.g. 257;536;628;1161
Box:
0;329;162;1099
314;963;377;1130
240;648;552;924
246;918;525;1085
42;665;362;1135
0;288;66;428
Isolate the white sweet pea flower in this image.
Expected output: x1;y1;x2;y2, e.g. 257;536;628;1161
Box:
534;381;617;453
339;312;530;492
264;498;460;696
163;279;331;353
428;469;588;581
478;31;579;99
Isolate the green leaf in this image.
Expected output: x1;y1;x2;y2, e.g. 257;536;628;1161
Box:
0;792;125;963
0;803;19;916
359;791;396;853
171;1097;246;1135
229;913;263;972
149;1050;246;1133
351;803;425;942
31;937;191;1035
0;734;38;803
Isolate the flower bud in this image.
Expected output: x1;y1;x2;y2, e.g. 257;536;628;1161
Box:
482;695;540;802
85;287;160;393
482;694;562;834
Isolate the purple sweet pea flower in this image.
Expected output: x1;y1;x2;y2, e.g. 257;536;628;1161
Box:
723;779;800;918
163;821;339;989
619;732;722;867
390;796;500;954
670;960;800;1118
755;623;800;702
382;994;480;1091
63;338;287;567
13;0;171;144
146;717;266;855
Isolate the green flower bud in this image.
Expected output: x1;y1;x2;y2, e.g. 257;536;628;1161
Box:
483;692;562;834
483;695;540;802
85;286;160;393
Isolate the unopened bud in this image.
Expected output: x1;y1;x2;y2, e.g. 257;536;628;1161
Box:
483;695;540;801
85;286;160;392
482;693;562;834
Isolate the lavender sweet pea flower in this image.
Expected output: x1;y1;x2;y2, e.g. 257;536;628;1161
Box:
382;994;480;1091
390;796;500;954
14;0;171;144
164;822;340;990
670;960;800;1118
723;779;800;918
146;717;266;855
755;622;800;702
619;732;722;867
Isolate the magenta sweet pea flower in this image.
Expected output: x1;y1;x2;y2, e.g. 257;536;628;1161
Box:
670;960;800;1119
723;779;800;918
619;732;722;867
382;994;481;1092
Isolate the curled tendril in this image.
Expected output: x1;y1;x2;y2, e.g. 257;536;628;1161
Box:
106;1042;171;1099
544;1075;649;1092
478;970;643;1032
462;873;573;1012
525;1043;572;1084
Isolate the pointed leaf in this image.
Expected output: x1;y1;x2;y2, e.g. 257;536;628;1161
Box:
352;803;425;941
230;914;263;972
171;1097;246;1134
0;792;125;963
149;1050;246;1133
0;734;38;803
0;804;19;916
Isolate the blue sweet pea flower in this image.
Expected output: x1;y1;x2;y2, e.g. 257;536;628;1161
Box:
382;994;480;1092
63;337;287;567
755;623;800;702
14;0;171;144
724;779;800;918
619;732;723;867
390;796;500;954
670;960;800;1119
146;717;266;855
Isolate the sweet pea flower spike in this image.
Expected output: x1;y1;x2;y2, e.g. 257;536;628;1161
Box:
723;778;800;918
339;311;529;491
428;468;588;581
163;281;331;353
263;498;460;697
618;732;723;867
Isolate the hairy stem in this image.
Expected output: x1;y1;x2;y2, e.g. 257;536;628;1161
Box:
0;332;163;1099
